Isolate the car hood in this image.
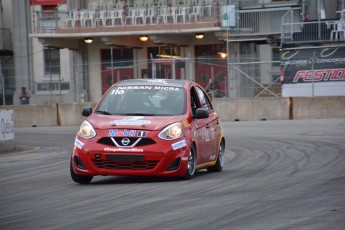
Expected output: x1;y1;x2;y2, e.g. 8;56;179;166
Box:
87;115;184;131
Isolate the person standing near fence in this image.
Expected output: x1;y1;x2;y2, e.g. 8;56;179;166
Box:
19;87;31;105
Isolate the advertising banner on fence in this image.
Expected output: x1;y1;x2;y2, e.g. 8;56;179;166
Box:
0;110;14;141
281;47;345;97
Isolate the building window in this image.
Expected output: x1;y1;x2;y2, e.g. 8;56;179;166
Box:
147;46;181;59
195;44;226;65
101;48;134;69
100;48;134;94
36;82;69;93
147;46;183;79
44;48;60;75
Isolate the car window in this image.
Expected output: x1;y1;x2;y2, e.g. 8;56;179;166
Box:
195;86;213;111
96;85;186;116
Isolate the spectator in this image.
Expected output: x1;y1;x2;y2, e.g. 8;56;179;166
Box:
19;87;31;105
205;79;225;98
205;78;219;98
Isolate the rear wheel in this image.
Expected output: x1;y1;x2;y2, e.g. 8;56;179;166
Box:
182;145;196;180
70;157;93;184
207;139;225;172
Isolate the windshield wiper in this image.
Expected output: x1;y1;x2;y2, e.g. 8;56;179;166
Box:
123;113;156;116
95;110;112;115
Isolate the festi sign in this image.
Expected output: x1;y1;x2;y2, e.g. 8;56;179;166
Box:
0;110;14;141
281;47;345;97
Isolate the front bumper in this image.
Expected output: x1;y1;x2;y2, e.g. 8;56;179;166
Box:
72;136;190;177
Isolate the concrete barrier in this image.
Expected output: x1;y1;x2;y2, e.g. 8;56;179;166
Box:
3;104;58;127
213;97;290;121
0;109;15;152
1;97;344;127
292;96;345;120
58;103;96;126
2;103;96;127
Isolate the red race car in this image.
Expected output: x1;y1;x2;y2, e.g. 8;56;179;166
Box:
70;79;225;184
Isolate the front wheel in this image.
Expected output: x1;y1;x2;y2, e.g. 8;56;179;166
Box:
70;157;93;184
182;145;196;180
207;139;225;172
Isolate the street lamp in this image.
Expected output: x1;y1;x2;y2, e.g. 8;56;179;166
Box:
139;35;149;42
84;38;93;44
195;33;204;39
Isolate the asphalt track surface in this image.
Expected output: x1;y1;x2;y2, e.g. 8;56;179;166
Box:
0;119;345;230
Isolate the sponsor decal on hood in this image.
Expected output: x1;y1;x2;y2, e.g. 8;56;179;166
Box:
110;116;151;126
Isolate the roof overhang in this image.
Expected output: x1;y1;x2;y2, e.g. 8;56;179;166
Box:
31;27;224;49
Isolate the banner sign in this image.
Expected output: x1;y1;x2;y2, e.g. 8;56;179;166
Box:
281;47;345;84
0;110;14;141
281;47;345;96
221;5;236;28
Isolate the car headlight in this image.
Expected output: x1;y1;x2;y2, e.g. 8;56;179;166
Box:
78;120;96;139
158;122;183;140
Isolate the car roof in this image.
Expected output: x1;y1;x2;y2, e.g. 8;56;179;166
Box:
116;79;190;88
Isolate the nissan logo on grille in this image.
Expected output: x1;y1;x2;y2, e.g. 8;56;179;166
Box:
121;138;130;146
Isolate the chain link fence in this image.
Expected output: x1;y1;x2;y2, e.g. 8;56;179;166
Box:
1;56;284;105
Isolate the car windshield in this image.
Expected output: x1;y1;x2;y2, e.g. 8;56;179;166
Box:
96;85;186;116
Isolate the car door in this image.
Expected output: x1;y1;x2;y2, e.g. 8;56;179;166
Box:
192;85;220;165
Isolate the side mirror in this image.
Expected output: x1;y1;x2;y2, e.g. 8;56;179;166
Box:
82;107;92;117
193;108;209;119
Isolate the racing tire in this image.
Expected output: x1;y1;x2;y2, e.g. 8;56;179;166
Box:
70;158;93;184
182;145;196;180
207;139;225;172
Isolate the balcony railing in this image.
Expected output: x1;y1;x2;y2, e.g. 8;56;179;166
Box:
231;0;300;9
33;4;220;34
229;7;300;36
281;20;345;44
33;5;301;38
281;6;345;44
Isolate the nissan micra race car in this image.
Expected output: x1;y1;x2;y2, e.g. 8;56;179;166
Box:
70;79;225;184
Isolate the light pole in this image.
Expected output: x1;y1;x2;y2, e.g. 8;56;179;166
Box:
110;46;114;85
48;47;53;104
311;50;316;96
0;62;5;105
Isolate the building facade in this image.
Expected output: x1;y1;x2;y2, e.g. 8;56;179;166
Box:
1;0;345;105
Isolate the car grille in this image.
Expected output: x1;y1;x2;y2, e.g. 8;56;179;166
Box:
97;137;156;147
92;159;159;170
